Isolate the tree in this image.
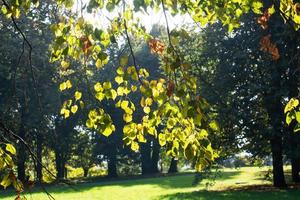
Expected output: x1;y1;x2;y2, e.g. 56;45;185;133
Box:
2;0;300;193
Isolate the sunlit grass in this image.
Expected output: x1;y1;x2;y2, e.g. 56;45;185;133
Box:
1;166;299;200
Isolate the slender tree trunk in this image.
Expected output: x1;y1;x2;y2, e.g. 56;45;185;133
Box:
17;121;26;182
168;157;178;173
107;144;117;178
55;151;64;179
83;168;89;177
36;133;43;183
270;136;287;187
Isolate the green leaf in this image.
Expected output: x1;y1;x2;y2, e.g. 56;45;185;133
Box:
209;121;219;131
120;55;129;66
286;112;293;125
184;143;195;160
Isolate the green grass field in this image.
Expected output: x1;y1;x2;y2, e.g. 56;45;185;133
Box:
1;167;300;200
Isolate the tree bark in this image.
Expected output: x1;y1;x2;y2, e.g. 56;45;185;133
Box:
270;136;287;187
55;151;63;179
151;141;160;173
17;121;26;182
36;132;43;183
83;168;89;177
291;157;300;182
141;143;152;175
107;144;118;178
168;157;178;173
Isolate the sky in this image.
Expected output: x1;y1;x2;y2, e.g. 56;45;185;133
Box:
73;0;194;32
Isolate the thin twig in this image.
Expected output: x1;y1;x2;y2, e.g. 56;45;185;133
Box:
161;0;179;86
122;1;143;84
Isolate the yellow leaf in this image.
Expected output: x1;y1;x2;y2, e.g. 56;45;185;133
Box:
143;106;151;114
94;82;103;92
123;114;132;122
71;105;78;114
59;82;67;91
121;100;129;110
74;91;82;101
145;98;153;106
103;82;112;90
103;125;115;137
131;141;139;152
95;92;105;101
131;85;137;92
64;109;70;118
117;87;125;96
6;144;16;155
61;60;70;69
285;98;299;113
66;80;72;89
95;59;104;68
111;89;117;100
158;133;166;146
137;134;146;143
152;88;159;98
0;174;12;189
115;76;124;84
117;67;124;75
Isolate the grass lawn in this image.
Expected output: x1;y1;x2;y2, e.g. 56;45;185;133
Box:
1;167;300;200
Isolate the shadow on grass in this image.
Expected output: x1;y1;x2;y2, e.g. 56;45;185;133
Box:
0;171;241;198
158;189;300;200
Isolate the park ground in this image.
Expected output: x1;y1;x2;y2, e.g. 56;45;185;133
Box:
1;166;300;200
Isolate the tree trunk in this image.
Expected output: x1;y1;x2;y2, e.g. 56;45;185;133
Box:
107;144;118;178
291;157;300;182
151;141;160;173
270;136;287;188
36;133;43;183
168;157;178;173
288;130;300;183
83;168;89;177
17;121;26;182
55;151;64;179
141;143;152;175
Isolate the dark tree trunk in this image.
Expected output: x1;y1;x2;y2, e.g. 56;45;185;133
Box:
270;136;287;187
291;157;300;182
288;129;300;183
263;61;286;187
64;160;68;179
83;168;89;177
17;121;26;182
36;133;43;183
107;144;118;178
151;141;160;173
55;151;64;179
168;157;178;173
141;143;152;175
